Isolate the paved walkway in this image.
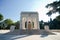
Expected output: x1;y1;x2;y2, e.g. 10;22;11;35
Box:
0;30;60;40
0;32;60;40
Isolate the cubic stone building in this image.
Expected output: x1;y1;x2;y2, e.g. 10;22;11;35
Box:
20;12;40;34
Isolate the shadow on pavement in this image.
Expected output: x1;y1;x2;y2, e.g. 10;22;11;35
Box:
0;31;32;40
40;31;56;38
0;30;57;40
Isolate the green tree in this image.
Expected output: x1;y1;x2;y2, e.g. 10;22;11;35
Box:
0;13;4;29
56;15;60;21
4;19;14;29
46;1;60;29
0;13;3;21
40;20;44;29
15;21;20;29
46;1;60;16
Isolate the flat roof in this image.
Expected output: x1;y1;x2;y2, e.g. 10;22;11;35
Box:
21;12;38;14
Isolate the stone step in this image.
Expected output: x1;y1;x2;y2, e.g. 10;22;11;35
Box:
3;29;41;35
20;29;41;35
3;30;53;35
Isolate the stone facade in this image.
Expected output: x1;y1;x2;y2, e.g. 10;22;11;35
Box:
20;12;39;30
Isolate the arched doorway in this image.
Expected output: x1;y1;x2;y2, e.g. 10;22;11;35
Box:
27;21;32;34
28;21;31;30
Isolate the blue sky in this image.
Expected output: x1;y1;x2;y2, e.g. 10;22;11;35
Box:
0;0;59;22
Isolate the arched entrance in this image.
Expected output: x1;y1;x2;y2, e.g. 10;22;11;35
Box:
28;21;31;30
27;21;32;34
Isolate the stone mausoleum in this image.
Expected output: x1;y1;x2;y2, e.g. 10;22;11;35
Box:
20;12;40;34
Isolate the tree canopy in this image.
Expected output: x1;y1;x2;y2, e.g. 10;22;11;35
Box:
3;19;14;29
4;19;13;25
46;1;60;16
0;13;3;21
15;21;20;29
55;15;60;21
